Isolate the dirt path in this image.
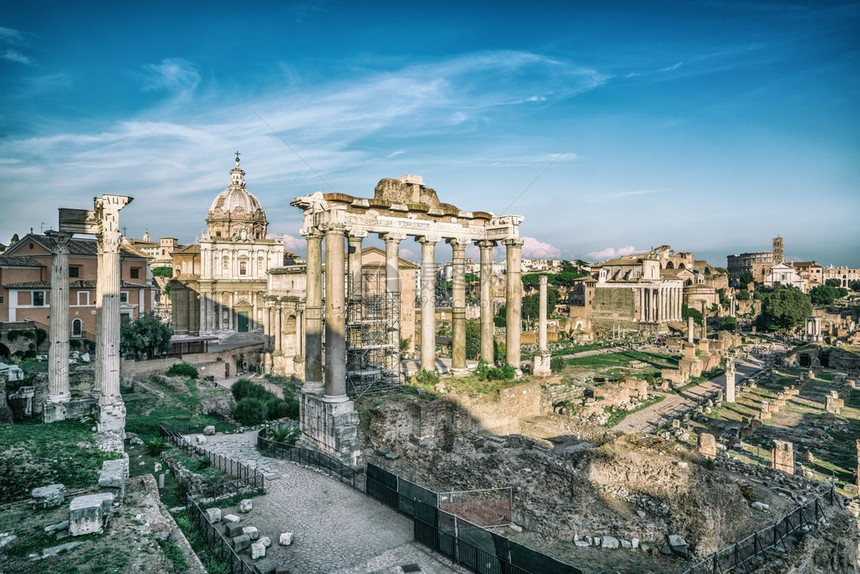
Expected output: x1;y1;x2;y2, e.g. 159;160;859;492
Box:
614;356;766;433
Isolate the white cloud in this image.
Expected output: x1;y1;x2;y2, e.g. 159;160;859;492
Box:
399;247;415;260
283;234;305;253
141;58;200;100
2;49;31;64
521;236;561;259
586;245;637;261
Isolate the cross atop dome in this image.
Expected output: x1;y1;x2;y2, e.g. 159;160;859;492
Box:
230;151;246;188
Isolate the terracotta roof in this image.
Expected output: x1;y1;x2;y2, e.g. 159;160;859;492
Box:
360;246;420;269
174;245;201;254
3;281;50;288
5;234;150;259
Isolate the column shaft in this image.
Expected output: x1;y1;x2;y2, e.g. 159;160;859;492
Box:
98;230;122;402
383;234;403;375
304;230;324;391
324;226;347;401
419;237;437;372
504;239;523;369
347;233;364;298
448;239;467;371
478;241;495;364
47;231;72;404
538;275;548;351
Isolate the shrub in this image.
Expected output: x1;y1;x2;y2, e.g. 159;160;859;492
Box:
166;362;198;379
232;379;275;402
550;356;566;374
233;398;267;426
144;437;170;456
269;425;301;446
413;369;440;387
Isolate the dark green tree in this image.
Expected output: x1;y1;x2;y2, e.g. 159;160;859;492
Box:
151;266;173;278
718;316;738;331
736;289;751;301
759;287;812;331
737;271;754;287
120;313;173;360
682;304;702;324
9;233;19;246
465;320;481;360
825;278;842;288
522;288;560;325
810;284;839;306
850;280;860;292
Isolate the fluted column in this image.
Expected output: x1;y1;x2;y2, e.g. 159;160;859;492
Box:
47;230;72;405
303;229;324;393
94;194;132;437
477;240;495;364
418;236;438;372
534;274;551;376
382;233;404;375
448;238;468;372
324;224;347;402
504;239;523;370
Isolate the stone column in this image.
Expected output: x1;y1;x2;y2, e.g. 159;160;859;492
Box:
687;315;694;344
347;231;365;299
323;224;347;402
477;240;495;364
303;229;324;393
448;238;468;373
94;194;132;439
504;239;523;370
46;230;72;410
725;356;736;403
534;275;551;376
382;233;404;375
418;237;438;372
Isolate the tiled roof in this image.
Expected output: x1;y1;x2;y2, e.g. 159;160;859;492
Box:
5;234;149;259
4;280;153;289
0;255;44;268
3;281;51;288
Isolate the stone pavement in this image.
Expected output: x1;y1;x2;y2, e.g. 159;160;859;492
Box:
192;430;469;574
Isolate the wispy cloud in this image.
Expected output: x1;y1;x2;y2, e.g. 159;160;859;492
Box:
0;26;25;46
140;58;200;101
587;189;661;202
660;61;683;72
0;26;32;65
586;245;636;261
2;49;31;64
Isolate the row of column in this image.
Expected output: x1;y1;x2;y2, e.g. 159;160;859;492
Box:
302;227;524;401
638;285;682;323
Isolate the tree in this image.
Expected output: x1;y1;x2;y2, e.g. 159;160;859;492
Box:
736;289;750;301
810;285;838;306
521;288;560;325
825;278;842;288
718;316;738;331
738;271;754;288
682;304;702;324
465;320;481;360
850;280;860;292
759;286;812;331
151;266;173;278
120;313;173;360
9;233;19;246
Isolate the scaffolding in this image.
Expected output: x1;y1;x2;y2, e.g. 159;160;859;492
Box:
346;268;402;397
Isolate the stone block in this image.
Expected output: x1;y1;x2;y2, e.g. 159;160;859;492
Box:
31;484;66;509
751;501;769;511
250;541;266;559
153;462;162;473
226;522;244;538
223;514;241;523
98;458;127;500
195;434;207;445
242;526;259;540
602;536;620;549
203;425;216;435
279;532;294;546
231;534;251;552
259;536;272;548
206;508;221;523
239;499;253;513
69;493;114;536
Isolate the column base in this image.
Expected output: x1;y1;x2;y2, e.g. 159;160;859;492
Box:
451;367;470;377
533;351;552;376
299;393;363;468
96;399;126;439
302;380;324;395
43;399;70;423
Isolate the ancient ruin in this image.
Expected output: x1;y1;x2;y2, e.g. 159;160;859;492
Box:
291;175;524;465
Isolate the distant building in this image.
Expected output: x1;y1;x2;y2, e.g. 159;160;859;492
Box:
763;262;806;292
726;236;784;285
0;233;155;339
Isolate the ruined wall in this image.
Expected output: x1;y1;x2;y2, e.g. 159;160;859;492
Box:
591;287;637;329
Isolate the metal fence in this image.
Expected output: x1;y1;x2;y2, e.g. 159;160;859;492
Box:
683;486;838;574
186;494;262;574
256;427;360;490
159;426;266;492
366;463;582;574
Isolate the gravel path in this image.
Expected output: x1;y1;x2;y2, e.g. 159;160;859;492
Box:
194;430;468;574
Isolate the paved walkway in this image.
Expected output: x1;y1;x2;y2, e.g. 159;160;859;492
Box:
194;430;469;574
614;356;766;433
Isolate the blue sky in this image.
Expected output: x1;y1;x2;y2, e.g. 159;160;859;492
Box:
1;0;858;267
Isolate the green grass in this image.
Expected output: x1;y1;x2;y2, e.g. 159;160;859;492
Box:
565;350;679;371
173;512;230;574
19;358;48;373
602;394;665;427
0;418;121;505
158;537;190;573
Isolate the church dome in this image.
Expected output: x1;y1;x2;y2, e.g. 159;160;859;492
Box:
206;154;268;240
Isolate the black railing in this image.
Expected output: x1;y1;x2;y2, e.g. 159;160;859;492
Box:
366;463;581;574
186;494;262;574
256;426;360;490
683;486;838;574
159;426;266;493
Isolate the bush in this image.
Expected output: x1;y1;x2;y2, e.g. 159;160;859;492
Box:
269;425;301;446
233;398;267;426
412;369;440;387
476;362;516;381
550;356;566;374
144;437;170;456
232;379;275;402
166;363;198;379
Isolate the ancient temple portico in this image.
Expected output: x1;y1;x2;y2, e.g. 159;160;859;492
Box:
291;175;523;466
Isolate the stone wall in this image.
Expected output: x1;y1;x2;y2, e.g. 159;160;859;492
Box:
120;346;263;383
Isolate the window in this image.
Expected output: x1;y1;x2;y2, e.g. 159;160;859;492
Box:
78;292;90;306
69;266;80;278
130;268;140;279
239;261;247;276
33;291;46;306
72;319;82;337
120;292;128;303
0;295;3;304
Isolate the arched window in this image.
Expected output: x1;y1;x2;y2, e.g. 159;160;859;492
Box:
72;319;83;338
